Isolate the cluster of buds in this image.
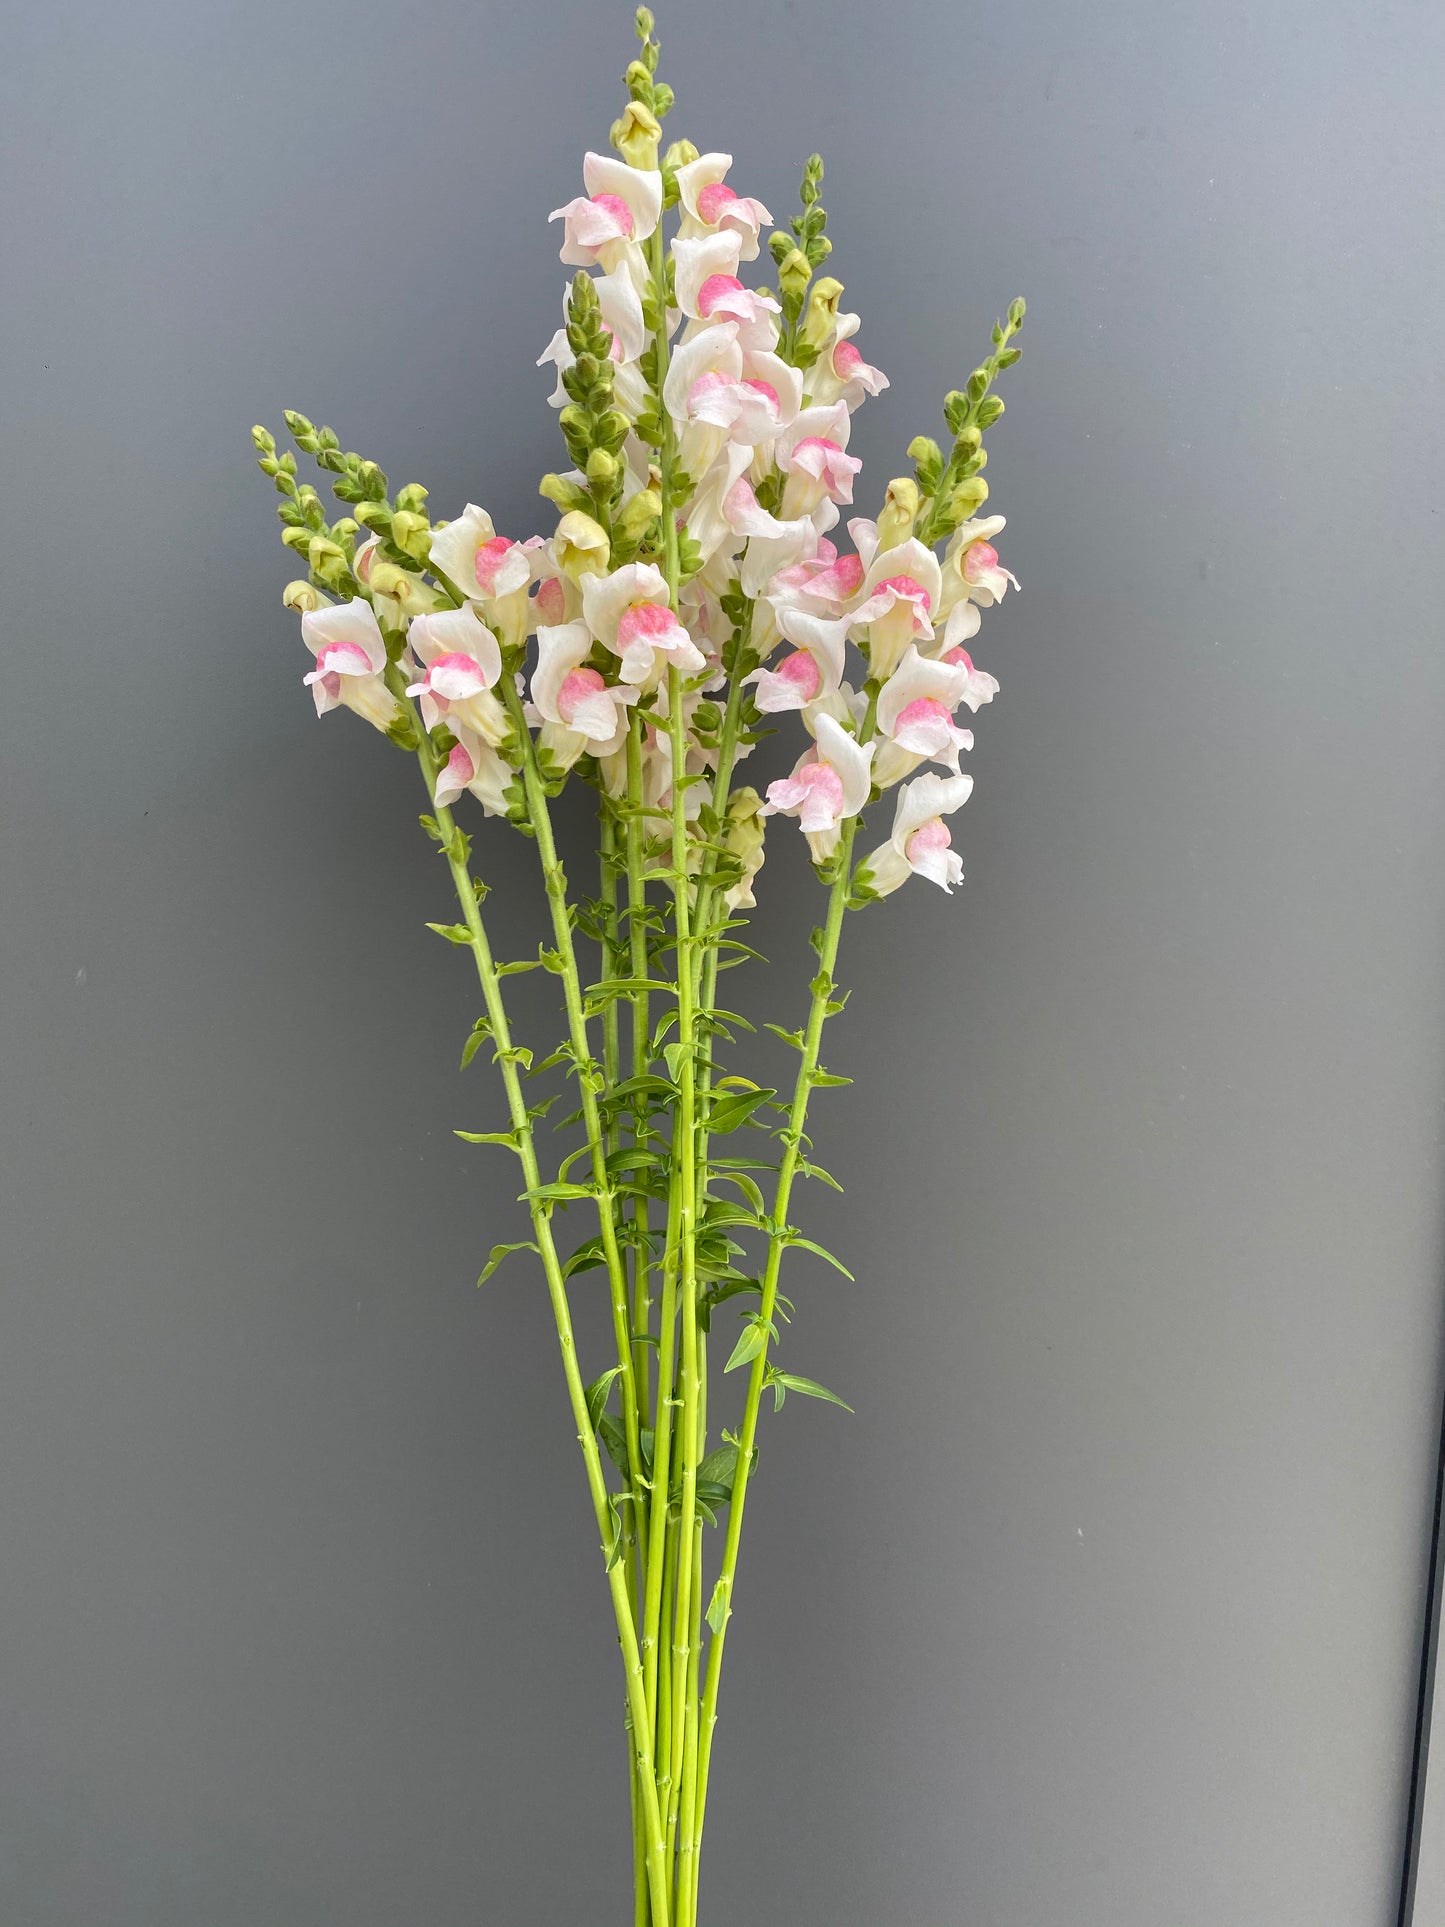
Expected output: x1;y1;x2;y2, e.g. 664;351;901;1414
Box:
254;5;1025;915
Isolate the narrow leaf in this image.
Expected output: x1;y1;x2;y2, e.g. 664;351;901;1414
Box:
476;1240;539;1286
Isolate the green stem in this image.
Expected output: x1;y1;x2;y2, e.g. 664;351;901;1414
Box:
689;819;859;1881
503;684;650;1574
406;724;672;1927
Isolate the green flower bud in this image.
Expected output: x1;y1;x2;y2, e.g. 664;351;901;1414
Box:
368;560;445;614
949;475;990;519
777;246;811;304
800;276;844;351
282;579;327;613
539;472;595;515
554;510;611;582
875;477;920;552
1008;294;1026;329
585;447;618;488
251;425;275;456
635;6;654;38
943;390;970;434
280;525;312;555
616;486;662;543
610;100;661;170
976;395;1005;428
663;138;699;173
394;483;429;513
390;509;432;562
353;500;394;533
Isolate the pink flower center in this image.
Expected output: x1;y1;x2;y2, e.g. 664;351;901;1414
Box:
941;645;976;671
833;341;863;375
557;666;608;725
425;651;487;698
775;649;822;700
794;760;845;825
962;542;999;584
830;554;865;596
905;818;951;862
475;535;517;595
590;192;633;236
792;435;842;468
697;272;745;317
895;697;951;735
617;600;679;649
697;181;739;225
534;577;567;625
687;369;734;412
741;377;780;410
446;741;476;784
318;640;373;676
876;573;931;611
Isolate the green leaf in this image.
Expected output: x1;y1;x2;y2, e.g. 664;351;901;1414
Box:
706;1578;731;1636
707;1086;776;1135
696;1443;739;1498
563;1236;608;1279
476;1240;539;1286
810;1070;852;1088
598;1413;630;1480
724;1320;771;1373
585;1367;621;1431
783;1233;854;1280
763;1022;805;1051
459;1020;492;1070
710;1170;767;1215
426;921;474;945
768;1370;854;1414
455;1129;518;1148
525;1181;596;1207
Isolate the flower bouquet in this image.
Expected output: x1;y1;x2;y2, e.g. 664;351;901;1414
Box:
250;11;1024;1920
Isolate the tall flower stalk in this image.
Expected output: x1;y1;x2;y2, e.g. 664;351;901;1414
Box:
251;12;1025;1920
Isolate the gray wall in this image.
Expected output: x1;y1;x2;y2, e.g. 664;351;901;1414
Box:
3;2;1444;1923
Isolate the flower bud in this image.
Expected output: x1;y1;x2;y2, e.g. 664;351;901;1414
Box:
800;276;844;351
610;100;661;171
251;424;275;455
353;499;394;533
390;510;432;562
368;559;445;614
585;447;618;488
663;138;698;173
875;477;920;552
907;435;944;490
282;579;327;613
539;472;595;515
616;487;661;544
554;510;611;582
949;476;990;518
776;247;811;305
976;395;1005;428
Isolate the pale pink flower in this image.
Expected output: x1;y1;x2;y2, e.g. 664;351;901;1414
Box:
405;606;510;744
434;721;511;815
529;619;636;771
761;711;874;861
550;153;662;270
941;516;1019;609
723;476;821;596
860;772;974;895
872;644;976;786
776;403;861;518
580;564;706;687
937;643;1000;714
848;538;943;679
675;152;772;260
806;313;889;410
745;607;849;714
300;599;400;733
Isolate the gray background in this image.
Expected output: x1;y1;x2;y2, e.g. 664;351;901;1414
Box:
3;1;1444;1923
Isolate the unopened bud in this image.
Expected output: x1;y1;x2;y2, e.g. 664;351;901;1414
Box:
390;510;432;562
949;476;990;519
368;559;445;614
800;276;844;351
251;424;275;455
554;510;611;582
875;477;920;552
610;100;661;171
585;447;618;488
539;472;595;515
282;579;326;613
616;487;662;543
777;246;811;304
663;138;699;174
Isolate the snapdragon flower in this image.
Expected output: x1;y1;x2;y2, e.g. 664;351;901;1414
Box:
760;711;874;861
859;771;975;895
299;599;401;733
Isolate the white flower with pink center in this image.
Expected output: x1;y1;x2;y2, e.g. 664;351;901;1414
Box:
776;403;862;518
860;772;974;896
937;643;1000;714
675;153;772;260
434;720;512;815
805;312;889;410
941;515;1018;609
745;607;849;715
580;563;706;687
299;599;401;733
529;620;636;768
405;606;510;745
849;538;943;679
872;644;977;786
550;153;662;271
722;476;822;597
760;711;874;861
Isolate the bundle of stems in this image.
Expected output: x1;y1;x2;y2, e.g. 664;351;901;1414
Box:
251;12;1025;1920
